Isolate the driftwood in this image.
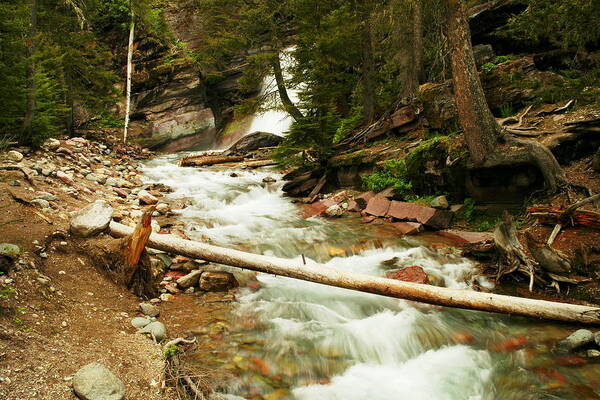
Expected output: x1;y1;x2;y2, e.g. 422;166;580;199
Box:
529;205;600;229
106;220;600;324
494;213;537;291
179;155;244;168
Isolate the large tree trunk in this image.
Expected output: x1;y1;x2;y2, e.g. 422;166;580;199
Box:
22;0;38;142
123;7;135;143
360;21;376;123
446;0;566;191
412;0;425;84
271;54;303;122
446;0;501;164
106;220;600;325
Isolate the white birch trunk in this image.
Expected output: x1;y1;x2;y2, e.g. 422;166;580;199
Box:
107;221;600;325
123;9;135;143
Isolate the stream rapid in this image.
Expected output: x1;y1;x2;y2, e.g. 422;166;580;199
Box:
142;154;599;400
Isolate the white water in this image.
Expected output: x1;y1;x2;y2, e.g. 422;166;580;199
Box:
142;155;510;399
242;49;300;137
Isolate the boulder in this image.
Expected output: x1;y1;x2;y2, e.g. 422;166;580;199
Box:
303;198;337;218
7;151;24;162
176;270;202;288
138;190;158;205
364;197;391;217
131;317;151;329
385;266;429;284
430;195;449;210
391;222;423;236
226;131;284;155
554;329;595;353
138;321;167;342
139;302;160;317
387;201;453;229
324;204;344;218
42;138;61;151
72;363;125;400
0;243;21;274
436;231;495;251
199;271;238;292
354;192;375;209
70;201;113;238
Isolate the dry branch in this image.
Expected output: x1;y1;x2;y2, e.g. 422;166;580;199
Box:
106;221;600;324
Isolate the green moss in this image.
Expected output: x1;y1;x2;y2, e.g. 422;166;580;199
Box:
329;149;369;167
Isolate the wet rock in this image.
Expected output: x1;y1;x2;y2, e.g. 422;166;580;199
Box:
262;177;276;183
391;222;423;236
348;192;375;212
226;131;284;155
159;293;174;302
56;171;75;186
139;302;160;317
491;336;527;353
437;231;495;252
138;190;158;205
155;203;169;214
72;363;125;400
138;321;167;342
7;151;23;162
324;204;344;218
131;317;151;329
302;199;337;218
176;270;202;289
554;329;594;353
200;271;239;292
595;331;600;347
164;283;180;294
387;201;453;229
70;201;113;238
555;355;587;367
586;349;600;358
430;196;449;210
385;266;429;284
364;197;391;217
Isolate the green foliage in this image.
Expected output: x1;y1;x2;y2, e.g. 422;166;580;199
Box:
505;0;600;52
362;159;413;198
481;62;497;73
164;344;179;359
499;104;515;118
0;286;16;300
495;55;510;64
461;198;476;221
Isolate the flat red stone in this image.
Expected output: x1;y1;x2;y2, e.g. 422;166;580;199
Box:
385;266;428;284
387;201;452;229
364;197;391;217
391;222;423;235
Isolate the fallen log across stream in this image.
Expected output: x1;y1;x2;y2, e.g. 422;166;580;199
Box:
106;221;600;325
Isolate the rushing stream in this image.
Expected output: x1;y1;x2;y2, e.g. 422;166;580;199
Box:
142;154;600;400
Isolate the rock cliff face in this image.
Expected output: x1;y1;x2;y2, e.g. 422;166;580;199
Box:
127;1;217;151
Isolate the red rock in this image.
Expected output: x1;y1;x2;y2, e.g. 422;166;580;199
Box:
347;200;361;213
391;222;423;235
387;201;453;229
247;281;261;291
452;332;475;344
385;266;428;284
555;355;587;367
364;197;391;217
491;336;527;352
376;187;396;199
113;188;128;198
56;171;74;186
171;229;191;240
390;105;418;128
361;215;377;224
437;231;494;245
532;368;567;384
165;271;187;280
354;192;375;208
250;357;270;375
165;283;180;294
138;190;158;205
303;198;337;218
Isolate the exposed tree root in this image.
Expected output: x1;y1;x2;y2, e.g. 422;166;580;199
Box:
476;134;567;193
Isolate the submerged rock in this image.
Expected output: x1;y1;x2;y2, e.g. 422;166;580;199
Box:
200;271;238;292
72;363;125;400
385;266;429;284
554;329;594;353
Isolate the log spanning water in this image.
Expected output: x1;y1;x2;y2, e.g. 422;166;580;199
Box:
108;221;600;325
